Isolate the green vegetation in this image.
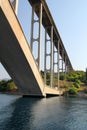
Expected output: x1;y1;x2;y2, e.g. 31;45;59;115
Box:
41;70;87;95
60;70;87;95
0;70;87;96
68;85;78;95
41;71;50;85
0;79;18;92
65;71;85;82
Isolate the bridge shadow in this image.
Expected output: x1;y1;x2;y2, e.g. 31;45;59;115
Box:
3;97;42;130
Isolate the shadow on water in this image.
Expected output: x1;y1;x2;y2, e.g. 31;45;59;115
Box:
2;97;42;130
1;96;68;130
2;96;70;130
1;95;87;130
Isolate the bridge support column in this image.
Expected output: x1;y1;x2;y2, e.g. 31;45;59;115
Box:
67;61;70;73
44;27;51;86
63;54;66;74
65;56;67;74
44;26;54;88
30;3;42;71
57;39;60;88
62;49;64;73
53;43;54;87
44;28;46;86
50;26;54;88
53;40;60;89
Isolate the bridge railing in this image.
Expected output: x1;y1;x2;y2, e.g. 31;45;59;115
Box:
10;0;73;89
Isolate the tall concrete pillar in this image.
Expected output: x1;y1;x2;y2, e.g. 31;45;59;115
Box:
38;3;42;71
50;26;53;88
65;56;67;74
67;61;70;73
57;39;60;88
62;49;64;73
44;28;47;86
53;41;59;88
44;26;53;88
30;6;34;51
44;27;51;86
66;58;68;73
53;42;55;87
30;3;42;71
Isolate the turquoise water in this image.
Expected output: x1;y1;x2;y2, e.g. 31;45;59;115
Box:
0;94;87;130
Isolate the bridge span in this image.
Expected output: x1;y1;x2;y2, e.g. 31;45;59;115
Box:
0;0;73;97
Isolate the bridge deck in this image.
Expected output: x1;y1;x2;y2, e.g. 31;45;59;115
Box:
0;0;63;97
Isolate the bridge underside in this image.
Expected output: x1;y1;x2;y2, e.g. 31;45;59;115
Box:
0;8;45;96
0;0;63;97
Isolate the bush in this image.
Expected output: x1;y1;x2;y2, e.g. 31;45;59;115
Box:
60;73;66;80
75;79;81;84
67;76;75;82
72;79;80;88
0;80;18;91
66;70;85;82
68;85;78;95
7;82;17;91
0;80;8;91
73;82;80;88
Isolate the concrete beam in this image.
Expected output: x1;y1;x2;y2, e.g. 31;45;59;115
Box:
0;0;45;96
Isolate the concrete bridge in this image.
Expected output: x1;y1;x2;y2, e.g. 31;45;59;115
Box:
0;0;73;97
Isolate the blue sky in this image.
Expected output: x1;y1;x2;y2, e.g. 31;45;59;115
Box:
0;0;87;79
46;0;87;71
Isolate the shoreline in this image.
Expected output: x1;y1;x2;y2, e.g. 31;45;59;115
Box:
65;91;87;99
0;90;87;99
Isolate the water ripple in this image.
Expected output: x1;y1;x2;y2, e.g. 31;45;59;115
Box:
0;95;87;130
